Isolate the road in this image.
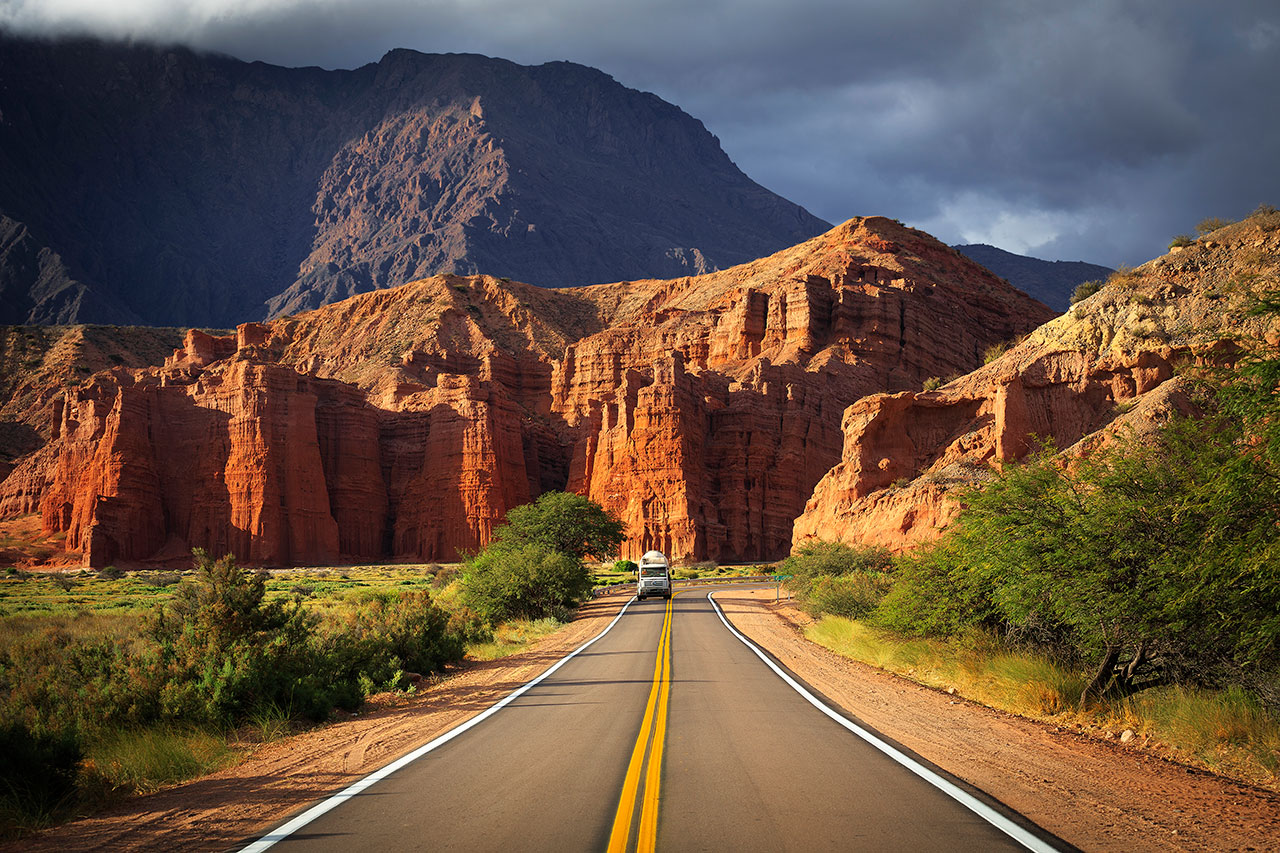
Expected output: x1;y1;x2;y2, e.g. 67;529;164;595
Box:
244;587;1067;852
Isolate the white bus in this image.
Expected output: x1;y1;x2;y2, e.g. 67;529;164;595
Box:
636;550;672;600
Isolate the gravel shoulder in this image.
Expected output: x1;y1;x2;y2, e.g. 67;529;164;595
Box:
6;594;632;853
713;588;1280;853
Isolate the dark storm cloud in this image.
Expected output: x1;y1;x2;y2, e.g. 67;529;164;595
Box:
3;0;1278;266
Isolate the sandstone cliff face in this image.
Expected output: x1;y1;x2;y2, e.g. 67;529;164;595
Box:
1;217;1052;566
794;213;1280;552
0;36;828;326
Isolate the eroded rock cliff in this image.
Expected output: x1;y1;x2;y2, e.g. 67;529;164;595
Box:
1;217;1052;566
793;212;1280;552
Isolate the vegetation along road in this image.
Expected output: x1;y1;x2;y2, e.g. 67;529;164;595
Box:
242;585;1069;852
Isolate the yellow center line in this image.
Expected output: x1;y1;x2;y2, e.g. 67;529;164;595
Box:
607;592;676;853
636;595;673;851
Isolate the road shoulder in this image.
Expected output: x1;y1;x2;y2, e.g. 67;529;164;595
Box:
713;588;1280;853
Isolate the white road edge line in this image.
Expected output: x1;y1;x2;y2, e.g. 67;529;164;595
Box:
707;592;1060;853
238;596;639;853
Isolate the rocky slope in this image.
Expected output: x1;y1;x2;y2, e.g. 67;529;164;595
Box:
0;217;1051;566
794;211;1280;552
0;36;828;327
953;244;1113;312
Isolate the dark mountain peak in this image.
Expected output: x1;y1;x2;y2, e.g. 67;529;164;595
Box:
0;35;830;326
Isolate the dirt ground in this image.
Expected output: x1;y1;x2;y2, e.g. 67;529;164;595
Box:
11;588;1280;852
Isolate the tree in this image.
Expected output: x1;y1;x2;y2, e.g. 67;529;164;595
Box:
878;415;1280;707
494;491;624;561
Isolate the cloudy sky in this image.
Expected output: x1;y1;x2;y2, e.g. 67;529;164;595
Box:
3;0;1278;267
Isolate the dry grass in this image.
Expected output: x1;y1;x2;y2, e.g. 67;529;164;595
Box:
80;727;239;802
806;615;1280;790
466;616;566;661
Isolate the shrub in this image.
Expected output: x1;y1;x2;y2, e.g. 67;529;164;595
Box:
1196;216;1234;235
614;559;637;574
146;550;320;723
779;541;892;583
922;376;943;391
806;573;892;619
982;341;1009;364
1070;280;1103;306
779;541;893;618
461;543;594;623
1169;234;1194;249
318;590;464;703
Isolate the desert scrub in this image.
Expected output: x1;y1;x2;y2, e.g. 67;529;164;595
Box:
1169;234;1194;249
1197;216;1234;235
779;541;893;619
1105;264;1142;292
0;551;469;834
1070;279;1103;305
982;341;1010;364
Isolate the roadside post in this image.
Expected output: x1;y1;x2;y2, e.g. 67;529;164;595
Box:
772;573;792;603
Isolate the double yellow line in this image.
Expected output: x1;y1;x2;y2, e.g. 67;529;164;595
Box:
607;593;676;853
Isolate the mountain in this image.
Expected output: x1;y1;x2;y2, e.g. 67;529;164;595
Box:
796;211;1280;551
0;36;829;327
0;217;1053;567
953;244;1113;312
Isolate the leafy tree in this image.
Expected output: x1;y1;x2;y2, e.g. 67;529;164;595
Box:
879;416;1280;707
494;491;624;561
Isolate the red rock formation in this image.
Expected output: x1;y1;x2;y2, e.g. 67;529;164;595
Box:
794;214;1280;552
2;217;1053;566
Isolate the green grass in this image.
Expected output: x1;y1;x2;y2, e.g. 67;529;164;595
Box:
806;615;1280;790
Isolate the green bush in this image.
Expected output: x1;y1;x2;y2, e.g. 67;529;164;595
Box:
146;550;320;723
614;559;638;574
807;573;892;619
779;541;893;618
319;590;464;699
1169;234;1194;249
879;407;1280;707
462;543;594;623
1069;279;1103;305
779;541;892;583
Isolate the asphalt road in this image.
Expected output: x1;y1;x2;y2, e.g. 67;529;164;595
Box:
247;587;1064;852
